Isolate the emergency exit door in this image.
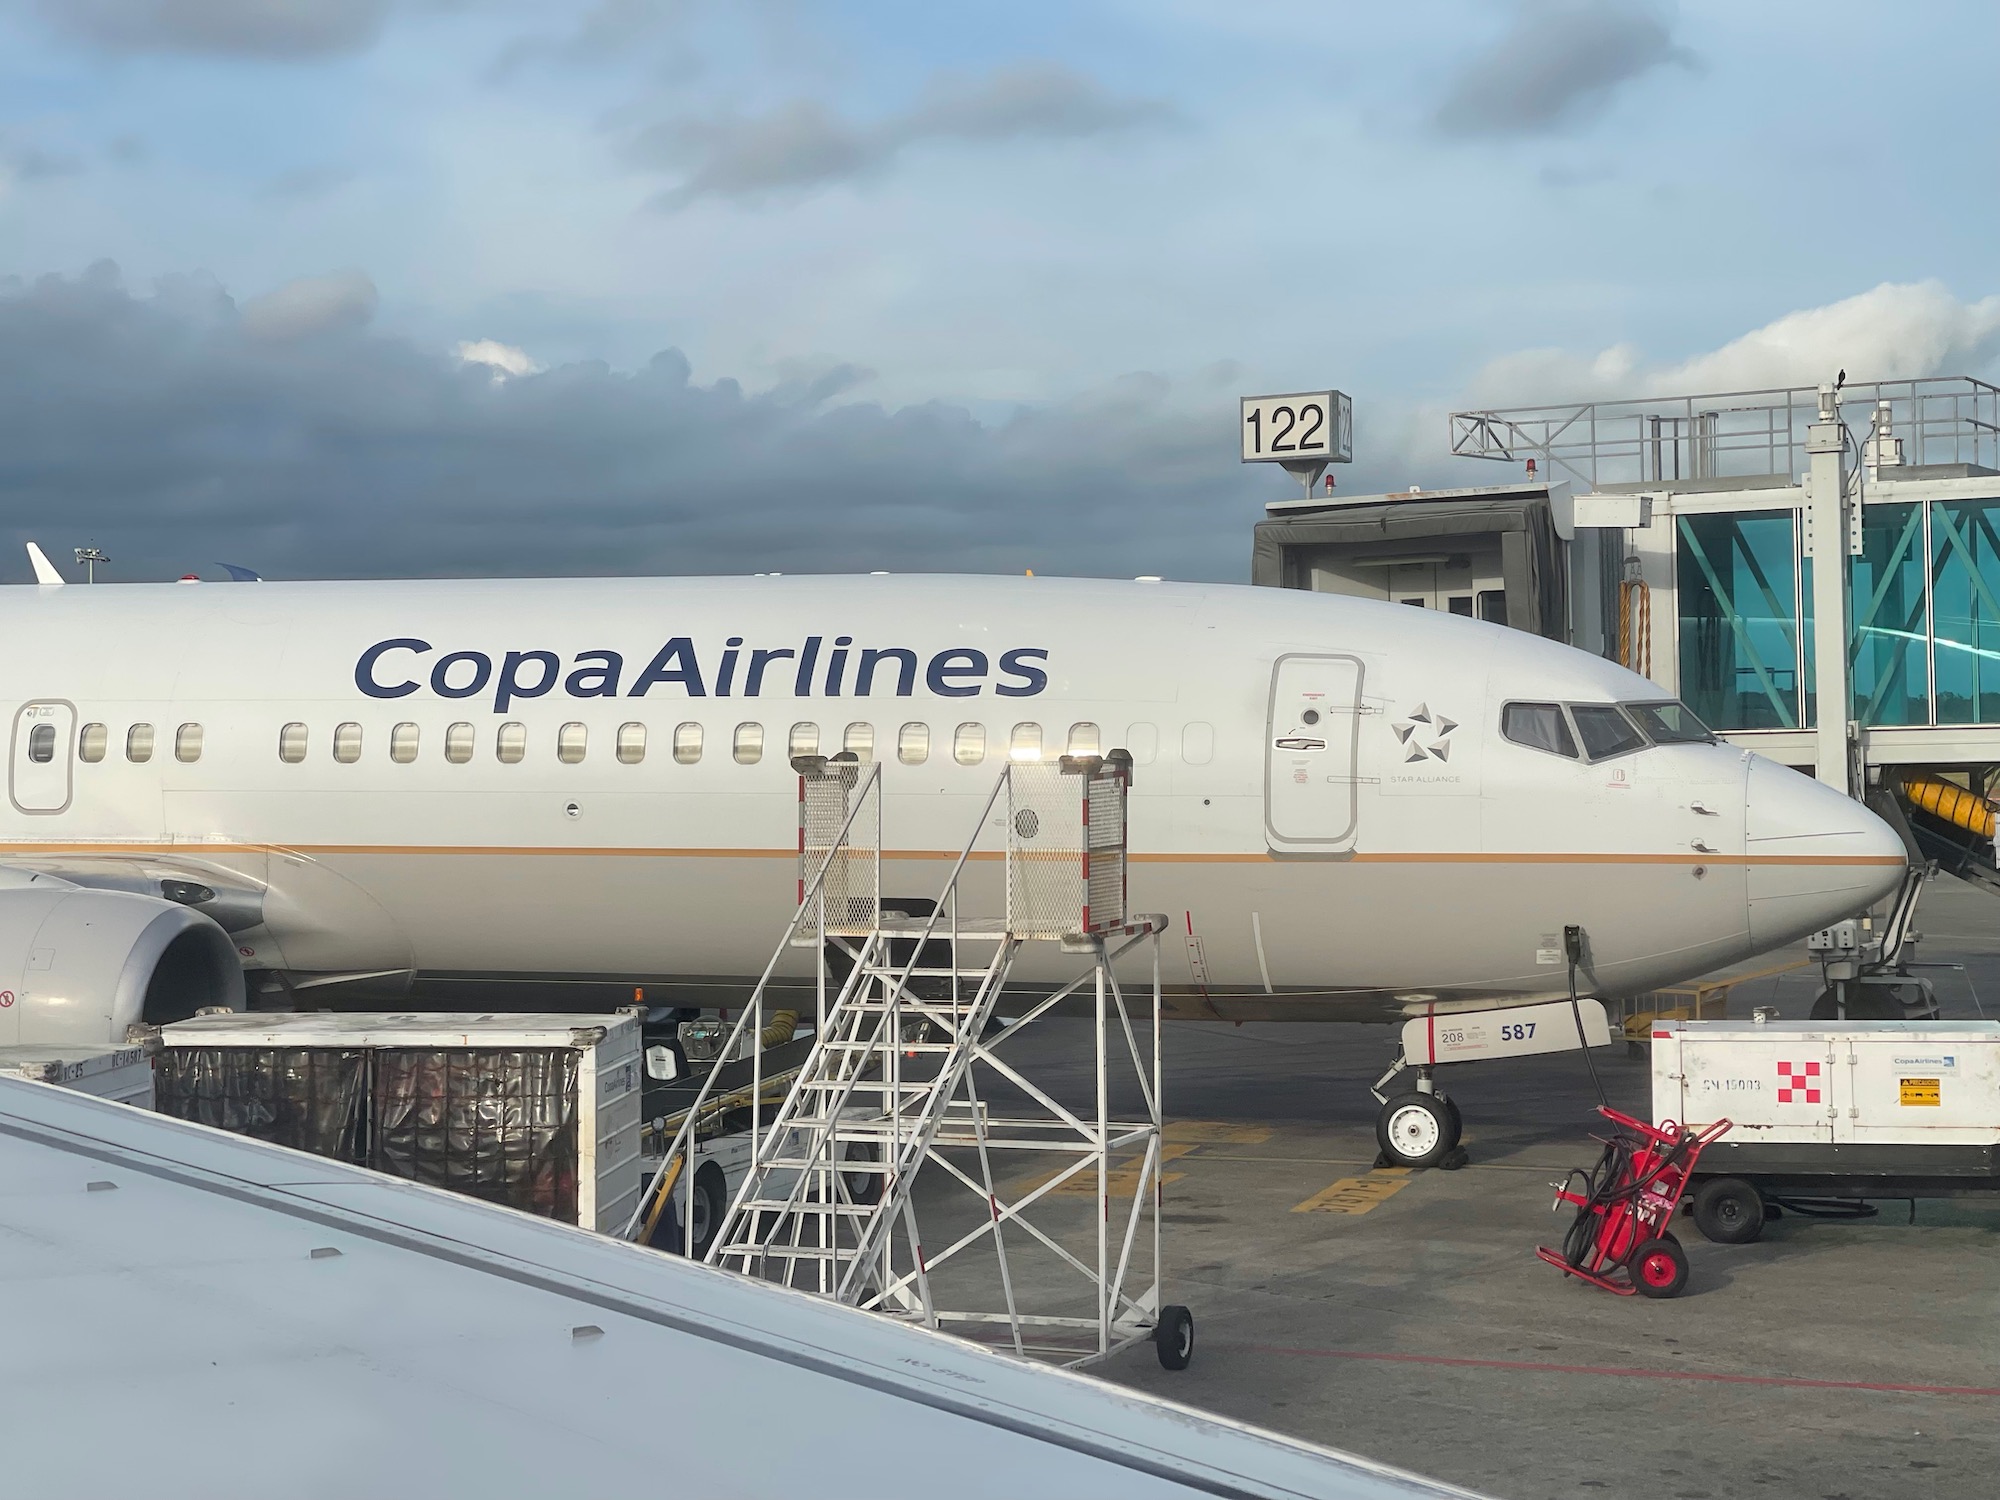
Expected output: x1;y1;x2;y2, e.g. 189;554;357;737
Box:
10;701;76;815
1265;655;1362;852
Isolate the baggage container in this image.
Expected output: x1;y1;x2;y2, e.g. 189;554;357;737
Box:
0;1042;154;1108
155;1012;641;1233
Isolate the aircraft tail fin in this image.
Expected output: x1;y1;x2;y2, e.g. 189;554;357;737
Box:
25;543;65;587
217;562;264;582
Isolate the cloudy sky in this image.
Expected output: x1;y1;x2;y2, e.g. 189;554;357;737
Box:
2;0;1997;582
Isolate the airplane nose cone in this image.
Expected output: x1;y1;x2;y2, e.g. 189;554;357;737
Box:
1745;755;1909;949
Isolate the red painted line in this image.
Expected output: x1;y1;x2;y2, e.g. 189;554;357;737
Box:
1237;1344;2000;1397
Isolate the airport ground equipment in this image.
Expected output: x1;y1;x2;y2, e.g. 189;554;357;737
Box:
154;1011;643;1232
1654;1017;2000;1242
1372;998;1613;1168
1536;1105;1731;1299
630;753;1186;1371
0;1041;153;1108
1804;863;1939;1020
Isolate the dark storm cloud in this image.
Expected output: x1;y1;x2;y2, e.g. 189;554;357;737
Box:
628;62;1171;209
1433;1;1695;138
31;0;392;59
0;265;1264;586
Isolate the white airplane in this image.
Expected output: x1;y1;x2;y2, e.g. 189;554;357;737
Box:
0;560;1904;1159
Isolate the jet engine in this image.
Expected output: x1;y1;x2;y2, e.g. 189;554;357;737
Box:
0;873;245;1046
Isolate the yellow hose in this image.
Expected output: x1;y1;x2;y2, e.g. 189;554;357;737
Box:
761;1009;798;1048
638;1153;686;1246
1902;774;1996;838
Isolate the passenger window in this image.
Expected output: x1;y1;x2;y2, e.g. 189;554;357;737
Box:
1181;723;1214;766
278;722;307;763
1501;703;1577;759
390;723;420;764
733;723;763;765
445;722;474;763
898;722;930;765
175;724;203;763
673;723;703;765
332;722;362;763
126;724;154;764
789;722;819;759
617;722;646;765
27;723;55;764
953;723;986;766
1570;705;1647;761
1009;722;1043;762
78;723;107;764
1124;723;1158;766
843;722;874;759
558;722;588;764
1067;722;1101;757
496;721;527;764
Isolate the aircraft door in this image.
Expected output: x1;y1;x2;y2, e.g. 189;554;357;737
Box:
9;701;76;815
1265;654;1363;852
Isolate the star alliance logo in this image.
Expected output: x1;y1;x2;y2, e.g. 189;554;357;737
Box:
1392;703;1457;764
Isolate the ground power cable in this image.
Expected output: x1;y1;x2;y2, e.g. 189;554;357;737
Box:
1563;924;1609;1111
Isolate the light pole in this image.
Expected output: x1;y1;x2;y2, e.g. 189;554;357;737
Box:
75;545;107;584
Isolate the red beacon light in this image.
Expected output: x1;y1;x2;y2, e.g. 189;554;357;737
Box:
177;574;201;585
1525;458;1538;477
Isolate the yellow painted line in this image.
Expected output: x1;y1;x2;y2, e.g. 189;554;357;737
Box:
1020;1143;1195;1198
1164;1120;1274;1145
1292;1167;1413;1215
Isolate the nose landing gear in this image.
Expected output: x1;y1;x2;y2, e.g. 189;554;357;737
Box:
1376;1086;1462;1168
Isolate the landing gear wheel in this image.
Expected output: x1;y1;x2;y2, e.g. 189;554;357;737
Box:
1377;1092;1454;1168
1809;987;1901;1020
1155;1305;1194;1370
1692;1176;1765;1244
840;1141;884;1207
1629;1233;1689;1298
688;1160;727;1259
1440;1095;1463;1153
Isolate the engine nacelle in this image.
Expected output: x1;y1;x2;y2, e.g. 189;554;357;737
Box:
0;876;245;1046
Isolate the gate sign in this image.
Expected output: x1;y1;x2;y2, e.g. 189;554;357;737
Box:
1240;391;1352;465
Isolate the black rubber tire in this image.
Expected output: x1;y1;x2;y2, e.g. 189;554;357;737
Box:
1376;1092;1454;1168
1629;1234;1689;1298
841;1141;885;1206
1155;1305;1195;1371
1809;987;1902;1020
689;1161;728;1259
1440;1095;1464;1153
1692;1176;1765;1244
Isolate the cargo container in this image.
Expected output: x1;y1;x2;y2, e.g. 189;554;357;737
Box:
156;1012;641;1233
0;1042;154;1108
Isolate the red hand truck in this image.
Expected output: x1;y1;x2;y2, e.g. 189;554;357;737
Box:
1535;1105;1732;1299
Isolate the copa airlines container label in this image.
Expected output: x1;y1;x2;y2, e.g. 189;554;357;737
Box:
1401;999;1610;1066
1653;1020;2000;1146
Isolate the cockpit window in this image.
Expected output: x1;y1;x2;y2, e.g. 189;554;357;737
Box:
1624;701;1716;745
1570;705;1647;761
1501;702;1578;759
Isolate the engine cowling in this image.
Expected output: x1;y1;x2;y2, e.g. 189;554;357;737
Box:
0;874;245;1046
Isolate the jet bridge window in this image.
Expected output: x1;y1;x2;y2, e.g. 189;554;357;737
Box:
496;721;527;764
444;722;474;764
1570;705;1647;761
278;722;307;763
617;722;646;765
390;723;420;764
175;724;203;763
673;723;703;764
733;723;763;765
1500;702;1578;759
897;722;929;765
126;724;154;763
953;723;986;766
557;723;587;765
78;723;107;763
332;722;362;764
26;723;55;763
